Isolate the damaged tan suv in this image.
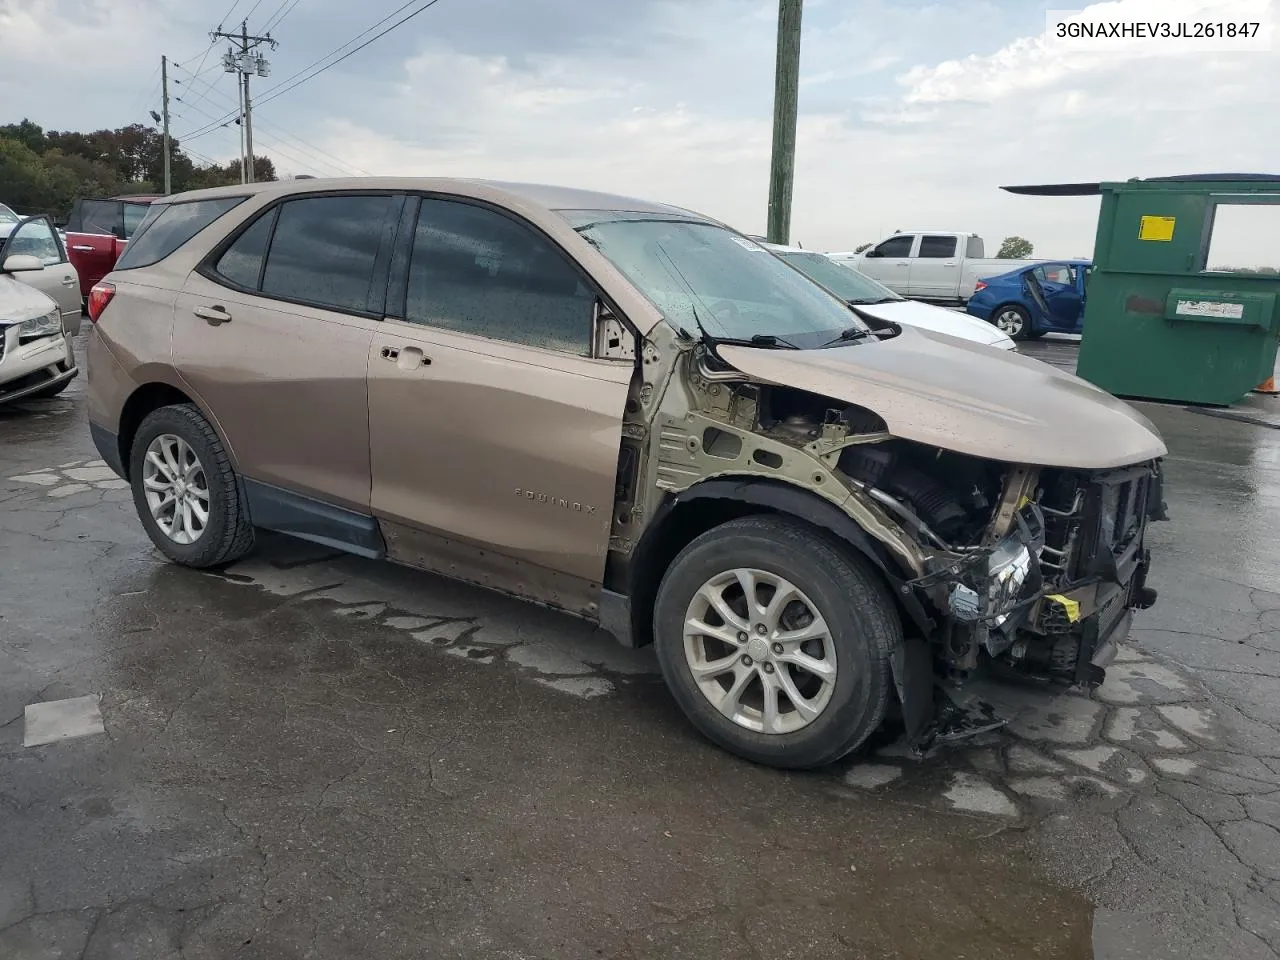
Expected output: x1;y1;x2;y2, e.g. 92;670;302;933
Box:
86;179;1168;768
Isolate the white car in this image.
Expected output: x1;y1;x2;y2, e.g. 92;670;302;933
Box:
0;204;83;333
762;243;1015;350
0;251;78;403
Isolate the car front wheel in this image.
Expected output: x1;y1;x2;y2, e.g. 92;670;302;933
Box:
653;515;899;769
129;404;255;568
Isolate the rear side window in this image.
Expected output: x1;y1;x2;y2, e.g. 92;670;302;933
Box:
115;197;246;271
213;209;276;290
72;200;123;237
260;195;391;313
918;235;957;258
123;203;151;239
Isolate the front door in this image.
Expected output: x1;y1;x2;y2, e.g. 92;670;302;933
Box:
368;196;631;613
862;235;915;293
4;216;81;332
173;192;399;512
907;233;959;298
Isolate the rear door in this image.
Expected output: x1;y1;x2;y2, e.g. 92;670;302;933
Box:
907;233;960;298
861;235;914;292
174;192;400;514
367;195;630;612
65;199;123;296
2;216;82;332
1032;264;1084;331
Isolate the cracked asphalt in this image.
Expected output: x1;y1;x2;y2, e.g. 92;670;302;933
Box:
2;335;1279;959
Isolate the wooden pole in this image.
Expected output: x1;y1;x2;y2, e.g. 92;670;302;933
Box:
767;0;803;245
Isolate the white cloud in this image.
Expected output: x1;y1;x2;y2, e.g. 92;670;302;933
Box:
4;0;1278;258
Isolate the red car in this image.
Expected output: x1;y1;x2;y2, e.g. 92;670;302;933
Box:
64;195;159;305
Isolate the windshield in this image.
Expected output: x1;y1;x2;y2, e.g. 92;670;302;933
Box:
775;251;903;304
567;213;867;347
0;204;19;226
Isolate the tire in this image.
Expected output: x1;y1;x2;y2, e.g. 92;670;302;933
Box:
992;304;1034;340
128;404;255;568
653;515;899;769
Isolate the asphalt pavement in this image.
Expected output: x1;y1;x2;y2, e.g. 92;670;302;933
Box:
2;335;1279;959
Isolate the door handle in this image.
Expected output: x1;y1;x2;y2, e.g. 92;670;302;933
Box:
61;275;77;286
193;304;232;326
380;345;431;369
896;261;910;266
71;245;95;252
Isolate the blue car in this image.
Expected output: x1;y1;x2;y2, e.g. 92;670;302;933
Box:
965;260;1092;340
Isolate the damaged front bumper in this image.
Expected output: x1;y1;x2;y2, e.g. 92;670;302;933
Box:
896;460;1167;754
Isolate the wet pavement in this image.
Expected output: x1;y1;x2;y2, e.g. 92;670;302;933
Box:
2;336;1279;959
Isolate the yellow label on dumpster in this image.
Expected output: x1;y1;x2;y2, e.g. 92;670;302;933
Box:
1138;215;1176;241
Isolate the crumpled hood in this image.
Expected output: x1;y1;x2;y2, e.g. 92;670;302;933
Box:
0;273;58;326
856;299;1014;349
718;324;1168;469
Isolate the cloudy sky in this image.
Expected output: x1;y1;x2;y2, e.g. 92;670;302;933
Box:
2;0;1277;257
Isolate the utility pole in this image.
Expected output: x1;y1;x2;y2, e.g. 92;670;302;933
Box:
214;20;276;184
161;55;172;194
766;0;803;245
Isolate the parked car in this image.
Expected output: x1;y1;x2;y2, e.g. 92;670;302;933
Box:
762;243;1015;350
828;230;1040;303
966;261;1092;340
0;205;83;332
86;179;1166;770
0;247;78;403
64;195;159;305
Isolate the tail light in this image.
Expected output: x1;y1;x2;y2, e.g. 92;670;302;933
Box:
87;282;116;323
973;280;987;292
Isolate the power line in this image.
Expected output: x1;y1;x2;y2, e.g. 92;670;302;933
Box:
215;0;243;30
255;0;443;108
261;0;303;33
242;0;268;25
175;0;444;141
175;94;358;177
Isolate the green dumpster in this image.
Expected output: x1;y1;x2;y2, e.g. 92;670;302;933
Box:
1004;174;1280;406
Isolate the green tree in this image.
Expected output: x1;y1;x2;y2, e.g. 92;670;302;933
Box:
853;242;873;253
996;236;1034;259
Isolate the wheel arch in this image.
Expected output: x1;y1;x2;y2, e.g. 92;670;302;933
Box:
615;476;933;652
116;381;234;481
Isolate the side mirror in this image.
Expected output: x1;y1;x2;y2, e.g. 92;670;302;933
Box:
2;254;45;273
863;249;880;258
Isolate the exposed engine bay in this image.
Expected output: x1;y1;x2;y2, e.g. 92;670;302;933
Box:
638;347;1170;752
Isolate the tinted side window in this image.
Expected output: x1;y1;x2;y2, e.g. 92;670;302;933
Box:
918;235;957;258
405;198;594;355
874;236;912;258
77;200;123;237
115;197;246;270
214;209;276;290
261;195;391;313
123;203;151;238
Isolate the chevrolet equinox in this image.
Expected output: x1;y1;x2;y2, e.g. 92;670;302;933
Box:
86;179;1168;769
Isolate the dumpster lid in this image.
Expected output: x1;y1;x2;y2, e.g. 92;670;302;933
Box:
1002;173;1280;196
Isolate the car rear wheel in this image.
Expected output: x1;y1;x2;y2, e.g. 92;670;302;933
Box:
129;404;255;568
653;515;898;769
993;304;1035;340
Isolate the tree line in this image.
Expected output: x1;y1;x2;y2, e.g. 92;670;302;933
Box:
0;118;277;222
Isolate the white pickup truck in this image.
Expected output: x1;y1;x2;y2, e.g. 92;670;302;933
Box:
827;231;1038;304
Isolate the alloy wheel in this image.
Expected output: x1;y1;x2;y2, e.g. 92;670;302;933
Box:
682;568;837;734
141;433;210;545
995;309;1025;337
